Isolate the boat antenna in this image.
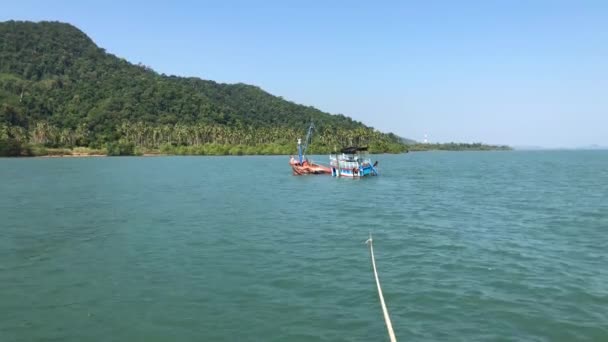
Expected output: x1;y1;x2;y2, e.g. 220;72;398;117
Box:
366;233;397;342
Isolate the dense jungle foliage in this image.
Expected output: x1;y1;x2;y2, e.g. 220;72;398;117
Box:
0;21;410;156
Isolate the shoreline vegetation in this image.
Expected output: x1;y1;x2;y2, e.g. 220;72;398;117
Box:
1;141;511;157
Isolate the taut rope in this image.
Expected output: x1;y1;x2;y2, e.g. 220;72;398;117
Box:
366;234;397;342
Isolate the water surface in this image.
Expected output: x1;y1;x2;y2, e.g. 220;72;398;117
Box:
1;151;607;341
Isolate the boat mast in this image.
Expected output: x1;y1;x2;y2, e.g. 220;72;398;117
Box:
296;121;315;164
302;121;314;157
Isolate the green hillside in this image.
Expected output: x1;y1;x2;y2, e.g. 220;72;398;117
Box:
0;20;406;156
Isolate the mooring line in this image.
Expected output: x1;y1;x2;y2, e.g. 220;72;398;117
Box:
366;234;397;342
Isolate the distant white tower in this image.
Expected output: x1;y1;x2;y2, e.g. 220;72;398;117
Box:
423;134;428;144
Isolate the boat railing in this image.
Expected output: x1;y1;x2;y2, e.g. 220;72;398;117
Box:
330;152;373;170
339;161;359;169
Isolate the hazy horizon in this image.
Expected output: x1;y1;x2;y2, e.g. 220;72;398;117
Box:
2;1;607;148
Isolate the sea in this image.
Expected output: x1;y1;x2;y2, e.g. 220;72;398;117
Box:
1;151;607;341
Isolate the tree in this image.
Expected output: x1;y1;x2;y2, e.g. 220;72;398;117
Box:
0;21;415;155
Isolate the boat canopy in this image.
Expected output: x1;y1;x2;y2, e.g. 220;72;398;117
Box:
340;146;368;154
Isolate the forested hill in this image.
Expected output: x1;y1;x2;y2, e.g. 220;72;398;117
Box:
0;20;406;156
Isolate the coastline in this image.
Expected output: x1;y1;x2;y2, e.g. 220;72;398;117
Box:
41;153;107;158
2;144;512;158
21;150;513;158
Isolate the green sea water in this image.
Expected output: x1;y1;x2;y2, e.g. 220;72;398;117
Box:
1;151;607;341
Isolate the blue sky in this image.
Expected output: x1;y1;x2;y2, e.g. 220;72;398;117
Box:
2;1;607;147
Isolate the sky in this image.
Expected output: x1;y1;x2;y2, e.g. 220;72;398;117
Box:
2;0;607;147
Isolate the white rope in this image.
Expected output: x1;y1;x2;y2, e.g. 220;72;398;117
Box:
366;234;397;342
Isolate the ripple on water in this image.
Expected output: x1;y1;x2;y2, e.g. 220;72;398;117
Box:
1;152;607;341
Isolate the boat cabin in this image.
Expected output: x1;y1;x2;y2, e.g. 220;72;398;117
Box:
329;146;378;177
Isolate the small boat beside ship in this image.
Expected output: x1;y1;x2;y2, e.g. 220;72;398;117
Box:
289;122;332;175
289;154;331;175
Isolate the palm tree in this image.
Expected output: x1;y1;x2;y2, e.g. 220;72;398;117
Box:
10;126;27;143
59;128;73;147
74;124;89;147
31;122;49;145
0;123;9;140
152;126;161;147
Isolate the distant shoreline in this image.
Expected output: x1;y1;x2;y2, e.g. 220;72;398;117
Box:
41;154;107;158
9;149;515;158
19;149;606;158
1;142;513;158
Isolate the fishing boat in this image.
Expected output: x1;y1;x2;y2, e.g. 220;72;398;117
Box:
329;146;379;177
289;123;332;175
